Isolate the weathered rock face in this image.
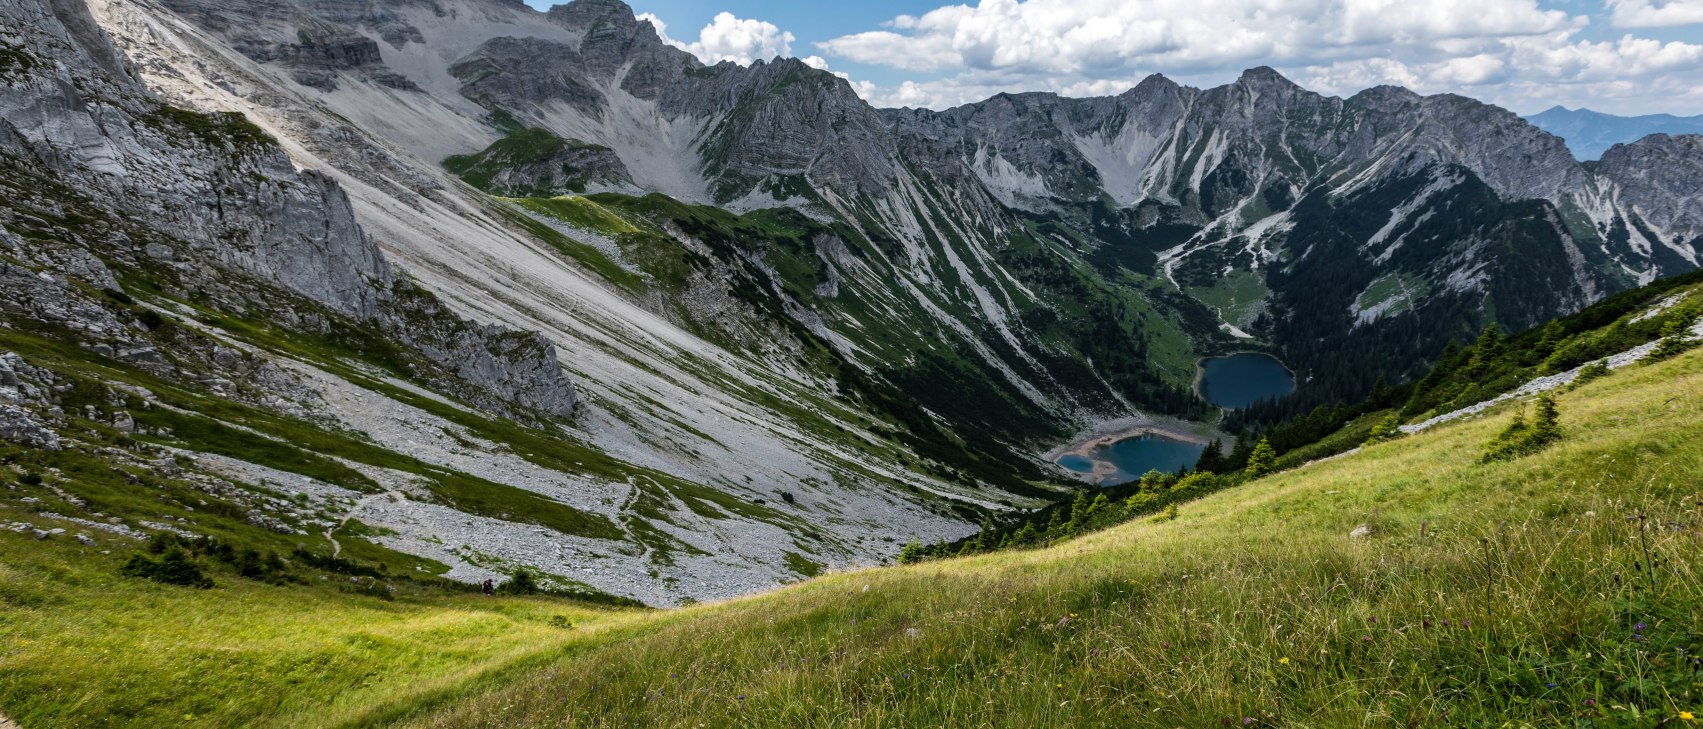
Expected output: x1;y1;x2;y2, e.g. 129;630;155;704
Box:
1597;134;1703;258
157;0;423;90
891;68;1586;218
444;2;903;203
0;352;62;451
0;0;393;320
0;0;578;421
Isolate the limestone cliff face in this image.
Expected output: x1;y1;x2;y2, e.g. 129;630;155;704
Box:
1597;134;1703;260
0;0;576;421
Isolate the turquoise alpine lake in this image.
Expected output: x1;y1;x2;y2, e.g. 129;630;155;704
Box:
1057;454;1096;474
1197;353;1297;409
1058;434;1207;487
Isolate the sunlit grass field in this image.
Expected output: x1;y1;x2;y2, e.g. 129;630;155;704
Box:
3;347;1700;727
409;346;1703;727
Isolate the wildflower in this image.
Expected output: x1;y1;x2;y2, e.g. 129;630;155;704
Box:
1369;616;1378;624
1461;620;1471;627
1362;635;1373;643
1636;622;1648;632
1279;657;1290;665
1680;711;1695;722
1244;718;1254;726
1422;619;1432;629
1162;642;1171;650
1545;683;1558;689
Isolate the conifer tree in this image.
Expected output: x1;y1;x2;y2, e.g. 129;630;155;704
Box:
1533;321;1565;360
1245;437;1277;478
1363;413;1404;446
1068;490;1093;530
1044;509;1065;538
1531;393;1562;444
1195;439;1225;473
1368;374;1392;407
1464;323;1504;376
898;538;924;564
1227;435;1255;471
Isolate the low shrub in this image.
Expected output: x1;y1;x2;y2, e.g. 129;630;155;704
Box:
119;547;214;589
1482;394;1563;464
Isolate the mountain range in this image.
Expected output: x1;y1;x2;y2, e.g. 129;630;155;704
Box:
1527;106;1703;161
1;0;1701;606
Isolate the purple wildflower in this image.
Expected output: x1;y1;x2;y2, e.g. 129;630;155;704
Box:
1545;683;1558;689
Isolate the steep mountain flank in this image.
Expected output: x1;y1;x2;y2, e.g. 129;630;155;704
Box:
2;0;993;606
1528;105;1703;160
0;0;574;420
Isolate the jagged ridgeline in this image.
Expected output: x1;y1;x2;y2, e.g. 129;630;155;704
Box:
410;0;1699;420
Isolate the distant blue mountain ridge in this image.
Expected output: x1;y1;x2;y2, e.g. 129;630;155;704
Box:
1526;106;1703;161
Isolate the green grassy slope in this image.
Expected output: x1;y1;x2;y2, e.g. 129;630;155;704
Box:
4;335;1698;728
405;346;1703;727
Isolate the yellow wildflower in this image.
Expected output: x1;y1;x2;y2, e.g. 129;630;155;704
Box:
1279;657;1290;665
1680;711;1695;722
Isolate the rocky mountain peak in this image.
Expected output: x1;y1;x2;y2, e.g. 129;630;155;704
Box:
545;0;646;37
1349;85;1422;112
1124;73;1185;99
1236;66;1300;90
1598;133;1703;236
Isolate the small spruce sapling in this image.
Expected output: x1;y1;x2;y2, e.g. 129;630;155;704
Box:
1244;437;1277;478
1363;413;1404;446
897;539;924;564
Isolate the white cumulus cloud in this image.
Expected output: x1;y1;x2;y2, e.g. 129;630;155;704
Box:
640;11;796;66
1606;0;1703;28
818;0;1703;114
820;0;1577;75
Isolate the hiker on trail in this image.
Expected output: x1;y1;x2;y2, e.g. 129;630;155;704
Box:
482;579;494;596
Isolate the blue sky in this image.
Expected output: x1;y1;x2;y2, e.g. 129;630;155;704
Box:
526;0;1703;114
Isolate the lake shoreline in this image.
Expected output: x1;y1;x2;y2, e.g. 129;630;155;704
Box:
1046;414;1224;486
